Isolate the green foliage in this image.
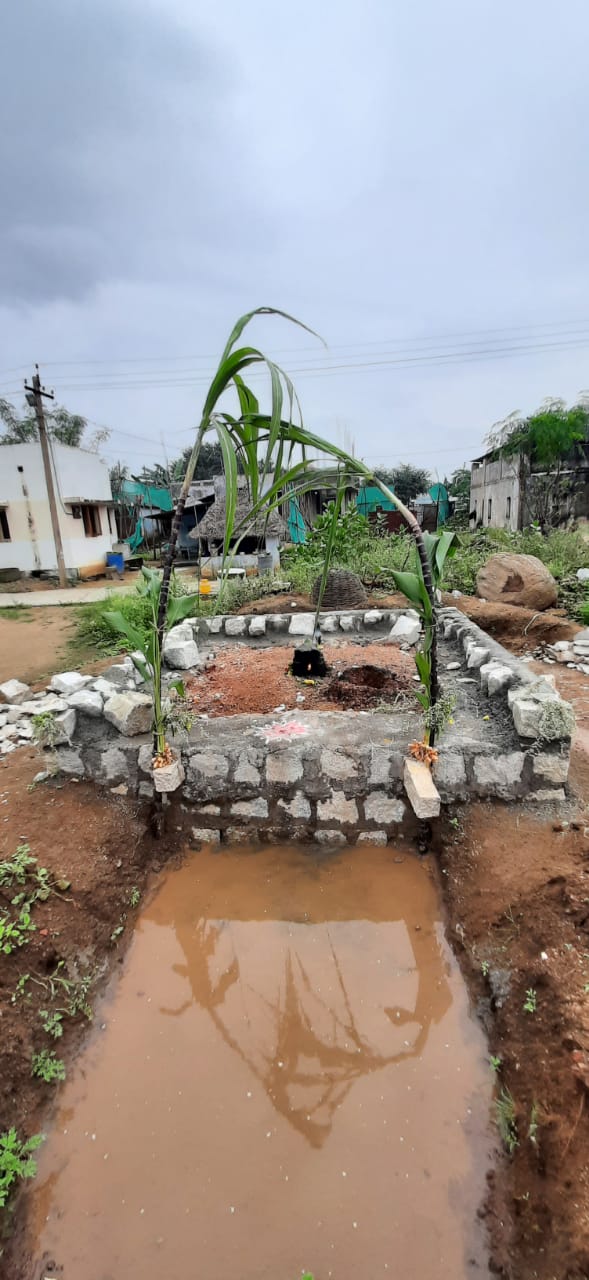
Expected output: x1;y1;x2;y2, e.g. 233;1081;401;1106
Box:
0;397;99;449
490;1055;502;1072
101;566;200;756
73;590;155;656
39;1010;64;1039
31;1050;66;1083
129;887;141;908
375;463;430;503
523;988;537;1014
0;844;60;954
496;1088;518;1154
489;398;589;468
0;1129;44;1207
291;501;373;566
31;711;61;749
0;909;36;955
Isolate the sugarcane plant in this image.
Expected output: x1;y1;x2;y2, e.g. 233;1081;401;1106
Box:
104;566;200;764
156;307;443;756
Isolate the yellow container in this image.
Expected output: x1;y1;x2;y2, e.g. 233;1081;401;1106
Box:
199;578;212;596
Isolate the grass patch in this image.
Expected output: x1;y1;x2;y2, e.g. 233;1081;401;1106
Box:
0;606;33;621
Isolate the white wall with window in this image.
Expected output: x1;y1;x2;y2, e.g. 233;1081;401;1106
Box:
0;443;115;575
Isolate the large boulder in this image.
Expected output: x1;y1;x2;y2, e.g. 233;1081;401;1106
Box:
476;553;557;611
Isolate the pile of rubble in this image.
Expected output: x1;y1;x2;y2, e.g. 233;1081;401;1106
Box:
527;628;589;675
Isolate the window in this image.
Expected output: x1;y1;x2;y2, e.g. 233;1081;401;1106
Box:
487;497;492;522
0;509;10;542
82;505;101;538
506;496;511;521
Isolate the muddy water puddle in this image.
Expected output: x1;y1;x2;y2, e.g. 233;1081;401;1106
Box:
28;846;491;1280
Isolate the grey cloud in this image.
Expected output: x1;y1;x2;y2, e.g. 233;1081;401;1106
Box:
1;1;252;304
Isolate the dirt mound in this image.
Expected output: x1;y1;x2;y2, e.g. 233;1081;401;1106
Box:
324;662;412;708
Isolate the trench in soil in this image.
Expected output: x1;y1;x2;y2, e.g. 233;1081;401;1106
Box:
26;843;492;1280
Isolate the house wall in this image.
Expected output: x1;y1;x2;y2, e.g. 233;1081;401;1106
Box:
470;455;520;530
0;443;114;575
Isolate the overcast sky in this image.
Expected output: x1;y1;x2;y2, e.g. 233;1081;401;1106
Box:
2;0;589;479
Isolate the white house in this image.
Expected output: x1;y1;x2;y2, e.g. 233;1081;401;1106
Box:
469;451;521;531
0;442;116;578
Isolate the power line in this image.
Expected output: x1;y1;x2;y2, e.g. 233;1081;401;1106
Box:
7;329;587;395
6;313;589;376
6;321;589;389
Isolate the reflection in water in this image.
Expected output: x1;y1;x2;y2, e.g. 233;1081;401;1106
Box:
25;845;492;1280
158;913;452;1148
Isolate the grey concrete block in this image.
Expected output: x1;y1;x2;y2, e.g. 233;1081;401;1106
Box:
189;752;229;780
403;760;441;819
389;615;420;645
249;616;267;636
191;827;221;844
356;830;388;845
0;679;31;704
317;792;358;824
320;749;357;780
277;793;311;820
225;617;246;637
56;748;85;777
364;792;406;824
473;752;524;792
266;751;304;784
433;753;467;790
232;798;268;818
99;747;129;783
50;671;92;695
532;753;569;784
289;613;314;637
528;788;566;802
67;690;104;718
466;645;490;670
338;614;355;631
104;692;153;736
314;829;347;845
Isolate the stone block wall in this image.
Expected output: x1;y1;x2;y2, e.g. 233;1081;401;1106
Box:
2;605;573;844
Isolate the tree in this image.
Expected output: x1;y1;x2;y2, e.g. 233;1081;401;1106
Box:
446;466;470;501
0;397;109;452
139;441;236;487
486;398;589;530
374;464;430;504
109;461;129;495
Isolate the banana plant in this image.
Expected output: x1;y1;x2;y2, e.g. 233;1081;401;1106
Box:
390;530;457;745
104;566;200;759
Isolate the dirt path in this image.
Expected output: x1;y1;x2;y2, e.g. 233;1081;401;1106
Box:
0;609;78;685
439;802;589;1279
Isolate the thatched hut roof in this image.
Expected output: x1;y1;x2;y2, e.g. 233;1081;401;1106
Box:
189;490;287;542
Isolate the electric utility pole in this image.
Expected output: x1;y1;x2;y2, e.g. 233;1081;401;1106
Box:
24;366;68;589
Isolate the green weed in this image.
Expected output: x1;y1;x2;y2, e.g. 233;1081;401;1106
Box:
0;1129;44;1207
0;909;35;955
39;1010;64;1039
31;1050;66;1083
523;988;537;1014
129;887;141;908
496;1088;518;1154
490;1055;502;1073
